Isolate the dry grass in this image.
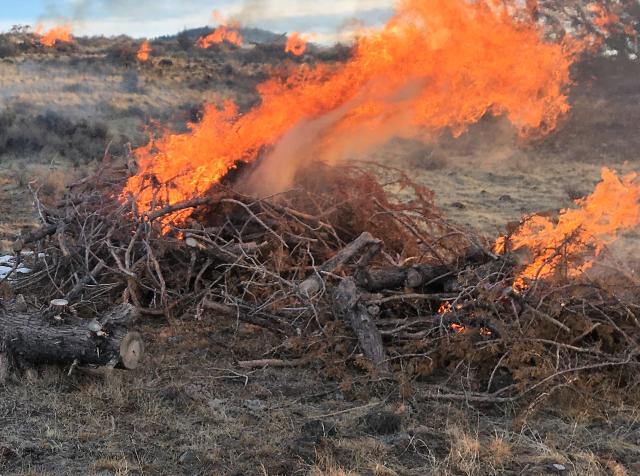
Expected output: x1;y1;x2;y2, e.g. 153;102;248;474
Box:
2;38;640;476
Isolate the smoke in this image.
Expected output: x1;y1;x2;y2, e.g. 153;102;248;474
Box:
43;0;92;22
243;78;429;196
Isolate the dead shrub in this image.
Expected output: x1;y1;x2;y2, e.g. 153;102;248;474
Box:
106;41;138;67
0;109;110;165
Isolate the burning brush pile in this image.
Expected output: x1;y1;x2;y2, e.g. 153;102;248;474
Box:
7;0;640;404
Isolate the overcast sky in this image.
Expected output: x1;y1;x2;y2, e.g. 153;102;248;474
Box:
0;0;395;41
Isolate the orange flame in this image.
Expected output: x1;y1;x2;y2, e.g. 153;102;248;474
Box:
451;323;465;334
438;302;453;314
498;168;640;288
286;32;308;56
124;0;577;220
196;11;243;48
196;27;243;48
35;24;73;47
137;40;152;62
587;3;621;34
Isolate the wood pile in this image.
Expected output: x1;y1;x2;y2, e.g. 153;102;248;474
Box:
3;160;639;405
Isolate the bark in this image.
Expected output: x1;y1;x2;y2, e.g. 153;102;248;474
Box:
0;303;143;370
355;248;489;292
355;263;453;292
335;278;390;373
300;232;381;296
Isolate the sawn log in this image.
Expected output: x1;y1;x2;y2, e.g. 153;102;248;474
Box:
0;303;144;370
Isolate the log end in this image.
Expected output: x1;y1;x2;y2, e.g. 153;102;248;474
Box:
119;332;144;370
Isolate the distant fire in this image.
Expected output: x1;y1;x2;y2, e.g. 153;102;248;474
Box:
137;41;152;62
587;3;621;35
196;27;243;48
285;33;308;56
497;168;640;290
35;24;73;47
124;0;578;221
196;11;243;48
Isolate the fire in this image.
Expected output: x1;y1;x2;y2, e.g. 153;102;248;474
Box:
196;11;243;48
498;168;640;289
196;27;243;48
438;302;453;314
124;0;577;220
137;41;152;62
587;3;621;34
451;323;465;334
286;33;308;56
35;24;73;47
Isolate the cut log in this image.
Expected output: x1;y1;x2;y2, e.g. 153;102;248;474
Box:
355;263;452;292
0;303;144;370
334;278;390;373
300;232;381;296
355;248;490;293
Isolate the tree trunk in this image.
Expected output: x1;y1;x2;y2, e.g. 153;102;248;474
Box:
0;303;144;370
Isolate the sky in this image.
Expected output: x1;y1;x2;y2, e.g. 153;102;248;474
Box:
0;0;395;42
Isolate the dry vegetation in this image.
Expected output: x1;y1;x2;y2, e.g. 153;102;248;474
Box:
1;29;640;476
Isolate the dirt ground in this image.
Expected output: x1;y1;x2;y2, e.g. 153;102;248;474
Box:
1;46;640;475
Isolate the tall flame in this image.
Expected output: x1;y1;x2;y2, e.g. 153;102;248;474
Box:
498;168;640;289
124;0;577;218
137;40;152;62
286;33;308;56
35;24;73;47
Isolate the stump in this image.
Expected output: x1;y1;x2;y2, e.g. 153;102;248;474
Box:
0;303;144;370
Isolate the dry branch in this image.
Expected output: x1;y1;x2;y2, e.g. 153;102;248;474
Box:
299;231;381;296
11;160;640;403
335;278;390;373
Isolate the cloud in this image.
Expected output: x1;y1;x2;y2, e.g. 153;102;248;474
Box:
1;0;394;40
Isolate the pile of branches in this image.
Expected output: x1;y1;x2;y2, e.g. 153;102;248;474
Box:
10;161;640;404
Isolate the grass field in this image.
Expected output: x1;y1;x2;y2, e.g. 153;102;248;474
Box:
1;36;640;475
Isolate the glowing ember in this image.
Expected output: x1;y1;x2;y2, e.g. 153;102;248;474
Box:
285;32;308;56
124;0;577;221
196;11;243;48
438;302;453;314
137;41;152;62
498;168;640;289
35;24;73;47
451;323;465;334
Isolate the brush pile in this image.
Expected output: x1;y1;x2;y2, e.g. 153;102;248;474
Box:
7;161;640;404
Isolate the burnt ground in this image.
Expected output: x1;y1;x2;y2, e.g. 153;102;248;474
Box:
1;46;640;475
